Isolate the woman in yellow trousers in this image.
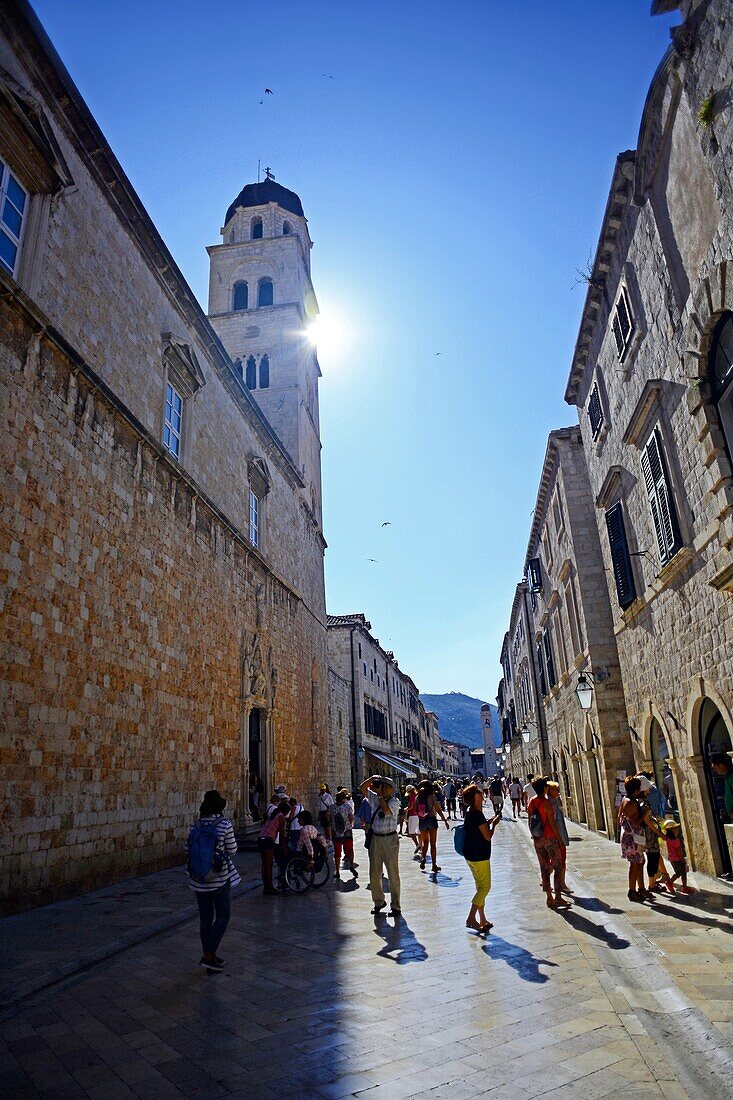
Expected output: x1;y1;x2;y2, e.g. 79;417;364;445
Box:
461;783;500;932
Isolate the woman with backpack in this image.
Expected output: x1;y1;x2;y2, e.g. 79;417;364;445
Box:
416;779;450;872
330;790;358;878
526;777;571;909
459;782;500;932
185;790;240;972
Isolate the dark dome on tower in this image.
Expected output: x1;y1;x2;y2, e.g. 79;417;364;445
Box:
225;179;304;225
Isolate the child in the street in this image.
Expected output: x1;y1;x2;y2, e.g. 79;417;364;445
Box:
296;810;329;867
330;791;358;878
662;819;696;894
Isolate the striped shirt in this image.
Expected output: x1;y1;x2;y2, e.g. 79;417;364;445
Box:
185;815;241;892
367;791;400;834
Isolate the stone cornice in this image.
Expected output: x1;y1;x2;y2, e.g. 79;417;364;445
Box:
525;426;580;568
564;152;636;407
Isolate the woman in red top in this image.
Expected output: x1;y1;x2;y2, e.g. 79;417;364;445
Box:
527;777;571;909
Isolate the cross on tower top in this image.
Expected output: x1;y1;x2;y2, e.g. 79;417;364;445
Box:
263;166;275;181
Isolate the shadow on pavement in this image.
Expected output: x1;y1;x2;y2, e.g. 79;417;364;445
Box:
557;907;630;950
427;872;461;888
571;895;624;916
647;899;733;934
335;878;360;893
373;916;428;964
481;934;558;983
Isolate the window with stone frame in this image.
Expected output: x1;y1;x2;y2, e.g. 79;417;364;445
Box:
232;280;248;311
543;629;557;689
564;576;583;658
248;488;260;547
611;286;634;361
588;381;605;440
536;641;547;697
0;69;73;294
708;312;733;464
247;457;270;550
605;501;637;609
258;277;274;307
163;382;183;458
640;426;682;567
553;607;568;676
245;355;256;389
251;216;263;240
0;158;27;276
552;489;565;537
160;333;205;464
259;354;270;388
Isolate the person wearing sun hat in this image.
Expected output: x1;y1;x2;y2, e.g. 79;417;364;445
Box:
318;783;335;842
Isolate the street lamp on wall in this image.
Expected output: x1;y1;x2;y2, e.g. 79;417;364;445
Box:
575;672;593;711
520;724;532;744
575;667;609;711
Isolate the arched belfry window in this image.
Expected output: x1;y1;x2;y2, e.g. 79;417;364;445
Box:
709;312;733;461
259;355;270;389
233;281;248;311
233;357;243;380
258;277;273;307
251;216;263;240
282;221;292;236
245;356;256;390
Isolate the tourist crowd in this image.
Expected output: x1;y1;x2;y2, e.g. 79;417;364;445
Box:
185;765;703;971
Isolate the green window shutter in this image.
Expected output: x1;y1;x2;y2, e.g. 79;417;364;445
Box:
605;502;637;609
641;429;681;566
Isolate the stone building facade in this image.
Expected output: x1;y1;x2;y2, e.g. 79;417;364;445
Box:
499;584;547;782
437;740;461;776
326;614;440;787
0;1;328;912
523;428;633;835
564;0;733;875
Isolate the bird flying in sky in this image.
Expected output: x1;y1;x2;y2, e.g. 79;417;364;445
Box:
381;522;391;527
367;558;378;563
265;88;273;95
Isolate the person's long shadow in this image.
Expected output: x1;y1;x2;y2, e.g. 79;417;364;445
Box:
373;915;428;964
646;899;733;934
481;934;558;983
571;895;624;917
335;877;360;893
557;907;630;949
676;888;733;916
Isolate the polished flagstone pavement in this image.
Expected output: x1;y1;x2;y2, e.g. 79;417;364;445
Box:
2;811;733;1099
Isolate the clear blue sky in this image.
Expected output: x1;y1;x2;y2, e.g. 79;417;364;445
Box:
33;0;678;701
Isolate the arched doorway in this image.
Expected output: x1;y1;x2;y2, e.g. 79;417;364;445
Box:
650;719;679;821
572;753;587;825
589;752;607;833
700;699;733;873
560;749;572;804
248;707;267;817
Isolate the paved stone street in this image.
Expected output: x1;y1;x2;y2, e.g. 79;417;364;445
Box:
3;815;733;1099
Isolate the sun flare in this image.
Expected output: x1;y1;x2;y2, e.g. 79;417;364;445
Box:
306;309;354;366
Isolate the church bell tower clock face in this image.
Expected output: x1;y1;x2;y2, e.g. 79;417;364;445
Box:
206;175;323;526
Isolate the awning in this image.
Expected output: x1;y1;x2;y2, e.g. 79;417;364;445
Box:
366;749;420;778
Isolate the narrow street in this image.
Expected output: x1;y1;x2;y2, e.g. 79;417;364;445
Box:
3;814;733;1100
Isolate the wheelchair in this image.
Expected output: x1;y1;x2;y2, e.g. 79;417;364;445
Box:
277;844;331;893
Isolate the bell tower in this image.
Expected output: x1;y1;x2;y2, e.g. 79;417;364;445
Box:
207;173;323;524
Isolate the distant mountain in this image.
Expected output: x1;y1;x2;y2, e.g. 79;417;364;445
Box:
421;692;501;749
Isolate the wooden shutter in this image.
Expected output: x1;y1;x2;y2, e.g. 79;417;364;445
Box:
605;502;637;609
543;631;556;689
536;642;547;696
528;557;542;591
588;383;604;439
612;288;634;359
641;429;681;566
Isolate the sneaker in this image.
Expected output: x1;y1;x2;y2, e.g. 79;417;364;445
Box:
199;956;224;972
